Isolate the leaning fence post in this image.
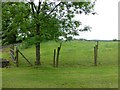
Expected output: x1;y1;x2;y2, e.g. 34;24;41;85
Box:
18;50;33;66
16;47;19;67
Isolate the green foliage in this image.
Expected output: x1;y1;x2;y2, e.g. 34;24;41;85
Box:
41;17;61;41
113;39;117;41
2;2;31;45
2;1;96;46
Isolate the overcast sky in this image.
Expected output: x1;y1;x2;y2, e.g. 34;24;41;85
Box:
34;0;119;40
74;0;119;40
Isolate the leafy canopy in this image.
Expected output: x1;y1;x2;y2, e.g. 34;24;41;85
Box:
2;0;96;45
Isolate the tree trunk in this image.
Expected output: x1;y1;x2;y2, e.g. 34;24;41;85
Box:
36;43;41;65
35;24;41;65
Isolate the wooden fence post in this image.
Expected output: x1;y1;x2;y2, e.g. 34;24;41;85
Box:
94;41;99;66
56;47;60;67
96;41;99;49
94;46;96;66
16;47;19;67
53;49;56;67
53;43;62;68
94;45;98;66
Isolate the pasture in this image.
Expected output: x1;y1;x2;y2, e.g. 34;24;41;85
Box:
1;40;118;88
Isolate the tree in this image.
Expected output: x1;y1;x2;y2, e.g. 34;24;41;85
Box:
28;0;96;65
2;0;96;65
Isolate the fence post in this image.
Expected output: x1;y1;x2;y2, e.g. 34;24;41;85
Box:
53;49;56;67
96;41;99;49
16;47;19;67
56;47;60;67
94;41;99;66
94;46;98;66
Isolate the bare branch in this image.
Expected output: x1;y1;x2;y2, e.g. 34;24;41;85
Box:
47;2;62;16
29;2;35;14
37;0;41;14
41;2;52;12
29;1;37;14
39;2;64;21
33;3;37;12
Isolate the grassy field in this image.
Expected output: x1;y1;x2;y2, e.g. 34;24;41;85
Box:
1;40;118;88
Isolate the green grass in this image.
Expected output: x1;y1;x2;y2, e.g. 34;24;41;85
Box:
2;40;118;88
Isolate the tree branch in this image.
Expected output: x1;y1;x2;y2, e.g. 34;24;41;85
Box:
41;2;52;12
47;2;62;16
33;3;37;13
29;1;38;14
30;2;35;14
37;0;41;14
39;2;64;21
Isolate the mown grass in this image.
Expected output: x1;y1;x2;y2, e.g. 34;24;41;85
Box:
2;40;118;88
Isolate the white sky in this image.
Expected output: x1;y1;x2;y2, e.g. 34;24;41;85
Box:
74;0;119;40
34;0;119;40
